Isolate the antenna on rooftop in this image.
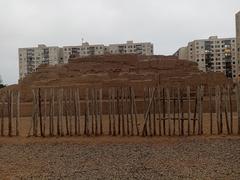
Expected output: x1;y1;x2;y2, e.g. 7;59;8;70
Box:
81;38;84;44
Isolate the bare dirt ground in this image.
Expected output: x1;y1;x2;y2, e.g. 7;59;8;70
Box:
0;136;239;179
0;114;240;179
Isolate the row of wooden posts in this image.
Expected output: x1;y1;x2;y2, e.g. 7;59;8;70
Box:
30;87;140;137
29;85;240;137
0;90;20;136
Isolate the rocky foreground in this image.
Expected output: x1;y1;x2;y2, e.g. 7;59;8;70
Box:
0;137;239;179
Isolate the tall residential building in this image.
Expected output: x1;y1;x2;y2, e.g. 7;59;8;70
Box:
63;41;154;63
108;41;153;56
63;42;106;63
236;11;240;79
19;44;63;79
173;47;188;60
19;41;154;79
175;36;237;79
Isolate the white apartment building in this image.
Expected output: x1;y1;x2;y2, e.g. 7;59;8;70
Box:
19;41;154;79
236;11;240;79
175;36;237;79
63;42;106;63
19;44;63;79
108;41;153;56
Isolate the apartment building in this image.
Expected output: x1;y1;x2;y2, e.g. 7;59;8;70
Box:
19;41;154;79
63;42;106;63
175;36;237;79
236;11;240;79
19;44;63;79
108;41;154;56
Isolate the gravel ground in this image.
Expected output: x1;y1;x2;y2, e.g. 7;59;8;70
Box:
0;137;240;179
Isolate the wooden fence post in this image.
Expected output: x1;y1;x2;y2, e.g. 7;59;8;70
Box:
223;88;230;134
132;88;139;136
177;87;181;136
108;88;112;135
158;86;162;136
112;88;116;136
187;86;191;136
209;87;213;135
130;87;134;136
38;88;43;137
166;88;171;136
142;88;156;136
99;88;103;135
162;88;166;135
1;94;5;136
173;88;176;136
16;91;20;136
85;88;90;136
227;85;233;134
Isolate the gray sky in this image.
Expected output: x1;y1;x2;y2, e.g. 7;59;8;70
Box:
0;0;240;84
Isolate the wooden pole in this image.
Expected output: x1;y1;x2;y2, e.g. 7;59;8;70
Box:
38;88;43;137
125;87;130;136
33;89;38;137
177;87;181;136
142;88;156;136
69;88;73;136
197;86;201;135
193;89;197;135
223;88;230;134
143;87;147;136
180;89;184;136
16;91;20;136
64;89;69;135
187;86;191;136
153;87;157;136
60;88;64;136
1;95;4;136
116;88;121;135
31;89;35;136
74;88;78;136
130;87;134;136
166;88;171;136
108;88;112;135
77;88;81;136
215;86;220;135
43;89;47;137
219;87;223;134
57;89;61;136
209;87;213;135
99;88;103;135
200;86;204;135
132;88;139;136
162;88;166;135
158;87;162;136
113;88;116;136
48;89;52;136
228;85;233;134
94;88;98;136
121;87;125;136
85;88;90;136
8;90;13;137
91;88;94;135
173;88;176;136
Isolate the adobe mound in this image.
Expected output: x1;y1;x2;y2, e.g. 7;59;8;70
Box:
12;54;231;101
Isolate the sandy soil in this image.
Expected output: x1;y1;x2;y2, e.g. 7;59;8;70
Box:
0;113;239;179
0;136;239;179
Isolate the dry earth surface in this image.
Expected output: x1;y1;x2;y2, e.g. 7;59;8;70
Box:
0;136;239;179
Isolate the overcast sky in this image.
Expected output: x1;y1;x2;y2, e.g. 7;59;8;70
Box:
0;0;240;84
